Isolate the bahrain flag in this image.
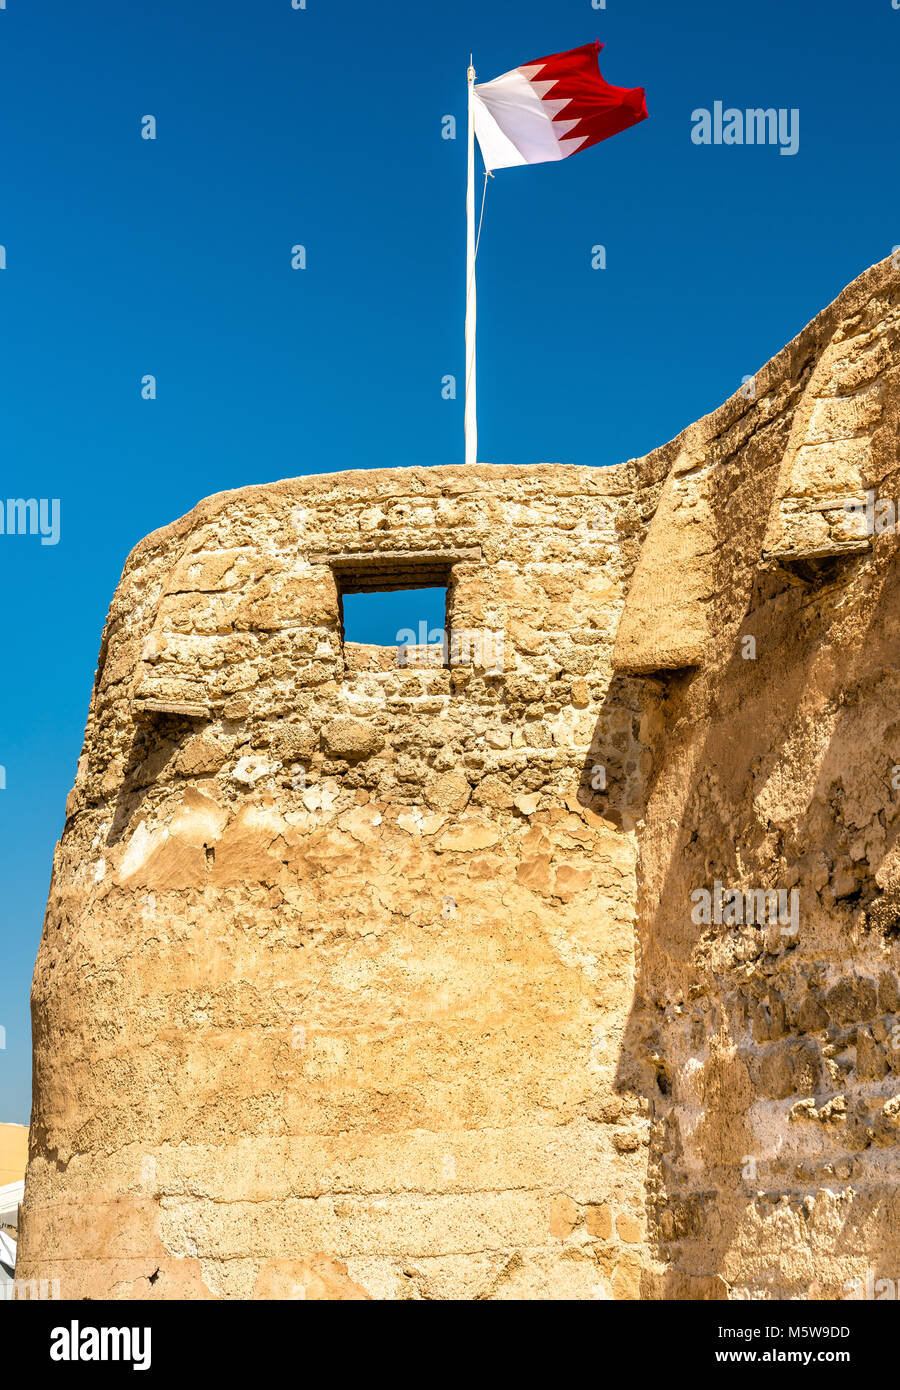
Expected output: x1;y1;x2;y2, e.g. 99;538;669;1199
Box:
472;41;648;171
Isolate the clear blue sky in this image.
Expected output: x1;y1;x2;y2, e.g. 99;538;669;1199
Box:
1;0;897;1124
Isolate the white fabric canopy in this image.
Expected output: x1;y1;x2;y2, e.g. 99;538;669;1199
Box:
0;1229;16;1283
0;1181;24;1229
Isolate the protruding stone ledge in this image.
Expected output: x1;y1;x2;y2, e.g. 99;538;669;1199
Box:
759;494;872;573
760;332;886;569
134;698;211;721
611;437;715;676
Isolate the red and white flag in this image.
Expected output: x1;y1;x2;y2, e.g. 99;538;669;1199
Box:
472;40;647;171
463;41;647;465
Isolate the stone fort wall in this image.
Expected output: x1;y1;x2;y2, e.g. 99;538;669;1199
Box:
17;252;900;1298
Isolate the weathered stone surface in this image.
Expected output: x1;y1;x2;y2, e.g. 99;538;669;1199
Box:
321;718;385;760
18;252;900;1300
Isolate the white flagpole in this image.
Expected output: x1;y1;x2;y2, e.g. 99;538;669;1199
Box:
465;57;477;466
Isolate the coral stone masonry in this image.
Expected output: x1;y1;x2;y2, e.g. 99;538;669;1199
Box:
18;254;900;1298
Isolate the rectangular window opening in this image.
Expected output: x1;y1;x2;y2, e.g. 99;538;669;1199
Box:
316;548;487;674
340;585;449;671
